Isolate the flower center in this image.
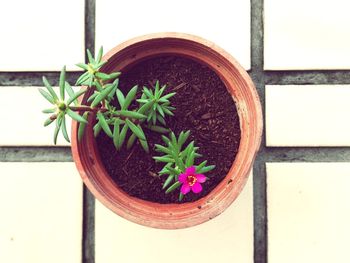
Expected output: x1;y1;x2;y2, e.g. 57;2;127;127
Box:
87;64;95;75
187;175;197;186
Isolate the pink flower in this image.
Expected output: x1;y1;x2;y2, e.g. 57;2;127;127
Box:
178;166;206;195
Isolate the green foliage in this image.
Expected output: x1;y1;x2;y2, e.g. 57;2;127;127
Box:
40;48;175;152
40;66;87;144
75;47;120;87
137;81;176;126
153;131;215;199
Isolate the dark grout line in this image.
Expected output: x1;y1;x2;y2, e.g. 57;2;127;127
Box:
253;156;267;263
248;9;267;256
259;147;350;163
83;1;96;263
0;147;72;162
82;187;95;263
85;0;96;57
250;0;267;262
0;72;82;87
264;70;350;85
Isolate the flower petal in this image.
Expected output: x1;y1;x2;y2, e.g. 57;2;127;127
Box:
186;166;196;175
196;174;206;183
192;182;203;193
178;173;187;183
181;183;191;195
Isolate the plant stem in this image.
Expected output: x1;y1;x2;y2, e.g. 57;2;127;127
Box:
69;105;108;113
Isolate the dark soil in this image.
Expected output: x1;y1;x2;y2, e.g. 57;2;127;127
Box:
96;55;241;203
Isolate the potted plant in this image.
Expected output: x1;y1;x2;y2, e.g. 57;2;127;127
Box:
39;33;262;229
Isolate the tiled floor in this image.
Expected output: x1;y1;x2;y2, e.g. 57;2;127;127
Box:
0;0;85;71
1;0;350;263
267;163;350;263
96;175;253;263
264;0;350;69
0;163;82;263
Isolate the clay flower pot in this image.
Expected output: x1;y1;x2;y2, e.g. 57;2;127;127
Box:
71;32;263;229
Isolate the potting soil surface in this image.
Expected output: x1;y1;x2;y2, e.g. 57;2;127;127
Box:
96;55;241;203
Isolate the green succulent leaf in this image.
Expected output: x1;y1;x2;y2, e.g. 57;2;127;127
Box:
155;144;172;154
159;164;172;175
142;87;153;98
160;92;176;101
78;112;89;141
161;134;171;146
162;107;174;116
195;160;208;172
197;165;216;174
61;116;70;143
118;124;128;148
76;63;89;70
53;115;63;145
116;110;146;120
65;81;75;101
178;130;190;149
87;49;95;64
113;118;121;149
127;133;137;149
108;79;119;101
66;109;88;124
165;181;181;194
163;174;175;189
59;66;66;100
96;46;103;63
42;76;58;101
44;117;55;127
185;150;195;167
95;72;111;80
114;89;124;109
179;193;184;201
97;112;113;137
182;141;194;158
152;112;157;125
156;115;166;125
42;108;55;114
125;119;145;141
91;84;114;107
123;85;138;110
137;100;154;114
148;125;169;134
158;85;167;99
75;71;90;86
153;156;175;163
156;104;165;117
87;92;98;103
93;122;102;137
139;138;149;153
88;75;94;87
155;80;160;94
109;72;121;79
38;88;55;104
67;89;87;105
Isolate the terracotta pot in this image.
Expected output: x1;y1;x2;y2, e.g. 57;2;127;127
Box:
71;32;263;229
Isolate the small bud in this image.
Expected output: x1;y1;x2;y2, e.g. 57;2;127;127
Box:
58;102;66;111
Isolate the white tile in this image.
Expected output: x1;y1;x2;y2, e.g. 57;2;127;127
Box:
0;0;84;71
0;86;81;146
267;163;350;263
0;162;82;263
96;0;251;69
264;0;350;69
96;173;253;263
266;85;350;146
